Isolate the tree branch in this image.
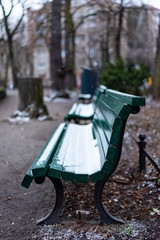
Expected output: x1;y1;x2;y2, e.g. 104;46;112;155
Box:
11;0;26;37
74;12;97;32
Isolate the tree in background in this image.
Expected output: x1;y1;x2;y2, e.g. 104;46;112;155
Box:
64;0;75;89
51;0;64;91
0;0;26;88
115;0;125;60
154;14;160;99
0;20;9;86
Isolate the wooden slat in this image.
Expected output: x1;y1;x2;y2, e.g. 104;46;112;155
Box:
21;169;33;189
48;125;70;179
98;94;132;120
48;123;105;183
107;89;145;106
64;85;107;121
94;108;121;146
92;120;116;161
74;103;94;119
30;123;66;178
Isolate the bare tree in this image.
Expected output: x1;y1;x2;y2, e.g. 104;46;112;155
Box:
51;0;64;91
64;0;75;89
154;13;160;99
0;20;9;86
115;0;125;59
0;0;26;88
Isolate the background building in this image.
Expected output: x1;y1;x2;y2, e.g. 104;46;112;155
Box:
2;1;157;87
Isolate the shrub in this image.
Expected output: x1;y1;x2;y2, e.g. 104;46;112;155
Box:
100;58;149;95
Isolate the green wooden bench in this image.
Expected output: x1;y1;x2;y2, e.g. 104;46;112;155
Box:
21;89;145;225
78;93;92;102
64;85;107;122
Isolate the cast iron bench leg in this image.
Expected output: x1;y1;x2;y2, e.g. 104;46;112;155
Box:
94;176;125;224
35;177;64;225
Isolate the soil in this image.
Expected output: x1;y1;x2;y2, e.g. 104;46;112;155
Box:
0;90;160;240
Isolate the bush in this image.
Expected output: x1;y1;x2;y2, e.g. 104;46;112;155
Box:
100;58;150;95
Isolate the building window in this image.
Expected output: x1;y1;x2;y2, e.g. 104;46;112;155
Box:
61;38;65;46
37;50;46;57
36;38;45;45
82;23;87;29
36;15;45;22
75;37;80;44
82;46;85;53
38;62;46;69
88;21;96;28
61;49;66;58
89;47;95;58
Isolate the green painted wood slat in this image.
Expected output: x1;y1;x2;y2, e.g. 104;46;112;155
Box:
21;123;66;188
106;89;145;106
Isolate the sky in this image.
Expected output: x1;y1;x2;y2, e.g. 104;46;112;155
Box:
135;0;160;8
0;0;160;22
136;0;160;9
115;0;160;9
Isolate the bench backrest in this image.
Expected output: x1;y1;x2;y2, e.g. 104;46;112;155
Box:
92;89;145;178
92;85;107;104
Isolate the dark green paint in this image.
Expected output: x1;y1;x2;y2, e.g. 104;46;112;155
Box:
22;88;145;188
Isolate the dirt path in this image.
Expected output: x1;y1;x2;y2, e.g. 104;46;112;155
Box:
0;90;73;240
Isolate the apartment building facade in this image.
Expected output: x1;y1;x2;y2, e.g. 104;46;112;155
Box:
26;1;160;86
27;2;52;84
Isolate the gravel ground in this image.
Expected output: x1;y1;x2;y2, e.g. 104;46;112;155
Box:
0;90;160;240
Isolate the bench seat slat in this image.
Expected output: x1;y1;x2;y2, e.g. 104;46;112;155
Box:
21;123;66;188
48;123;112;182
47;125;71;179
74;103;94;119
67;103;77;115
21;169;33;189
78;94;92;100
64;85;107;121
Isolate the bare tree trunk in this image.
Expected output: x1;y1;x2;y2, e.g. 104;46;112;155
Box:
154;14;160;99
8;37;18;88
65;0;76;89
115;0;124;59
52;0;63;91
154;55;160;99
0;0;25;88
101;13;111;67
18;78;48;118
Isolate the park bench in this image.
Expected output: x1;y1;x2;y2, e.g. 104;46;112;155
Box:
21;89;145;225
64;85;107;122
78;93;92;102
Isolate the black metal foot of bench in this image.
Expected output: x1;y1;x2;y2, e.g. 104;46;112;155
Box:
94;176;125;224
35;177;64;225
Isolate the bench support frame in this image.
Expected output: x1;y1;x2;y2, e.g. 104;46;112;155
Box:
35;177;64;225
94;176;124;224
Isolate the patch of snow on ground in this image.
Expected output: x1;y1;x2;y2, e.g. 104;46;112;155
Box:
31;220;149;240
8;110;30;123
